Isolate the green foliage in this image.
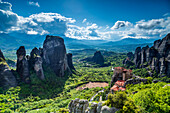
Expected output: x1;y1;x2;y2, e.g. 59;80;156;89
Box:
104;92;140;112
132;83;170;113
132;68;149;77
104;92;127;108
58;108;69;113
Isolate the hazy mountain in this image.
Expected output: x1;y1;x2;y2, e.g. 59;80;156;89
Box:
105;38;157;45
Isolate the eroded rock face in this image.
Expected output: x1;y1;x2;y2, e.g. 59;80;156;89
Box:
123;76;148;88
141;46;149;65
68;99;119;113
29;47;44;80
43;35;70;77
0;50;17;89
16;46;30;83
127;52;134;60
133;47;141;68
92;51;104;66
67;53;75;71
68;98;89;113
133;33;170;76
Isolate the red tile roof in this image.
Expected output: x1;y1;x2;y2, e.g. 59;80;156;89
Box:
110;80;126;91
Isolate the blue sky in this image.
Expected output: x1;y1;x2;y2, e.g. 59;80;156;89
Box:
1;0;170;40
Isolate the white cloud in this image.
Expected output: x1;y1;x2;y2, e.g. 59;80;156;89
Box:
0;1;19;32
0;1;12;11
28;1;40;7
82;18;87;23
14;13;76;35
111;21;132;30
135;19;164;29
0;1;170;41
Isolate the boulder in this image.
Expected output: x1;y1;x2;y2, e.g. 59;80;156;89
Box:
97;102;103;113
29;47;44;80
16;46;30;83
0;50;17;89
92;51;104;66
43;35;71;77
101;105;119;113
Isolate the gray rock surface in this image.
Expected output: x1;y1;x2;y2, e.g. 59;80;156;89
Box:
68;98;89;113
133;47;141;68
16;46;30;83
30;47;44;80
101;105;119;113
67;53;75;71
0;50;17;89
133;33;170;76
92;51;104;66
43;35;71;77
123;76;148;87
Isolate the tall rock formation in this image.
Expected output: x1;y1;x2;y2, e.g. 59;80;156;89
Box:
29;47;45;80
67;53;75;71
16;46;30;83
133;47;141;68
0;50;17;88
133;33;170;77
123;52;134;68
43;35;71;77
92;51;104;66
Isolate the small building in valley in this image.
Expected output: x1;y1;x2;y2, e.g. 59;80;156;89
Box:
110;67;133;92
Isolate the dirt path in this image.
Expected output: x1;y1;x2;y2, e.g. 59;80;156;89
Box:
76;82;109;90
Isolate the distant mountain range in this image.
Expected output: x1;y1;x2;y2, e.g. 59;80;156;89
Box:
0;33;158;53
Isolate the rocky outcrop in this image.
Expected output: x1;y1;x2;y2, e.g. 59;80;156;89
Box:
127;52;134;60
123;76;148;87
0;50;17;89
133;33;170;77
29;47;44;80
43;35;71;77
16;46;30;83
68;98;89;113
123;52;134;68
92;51;104;66
133;47;141;68
68;99;119;113
67;53;75;71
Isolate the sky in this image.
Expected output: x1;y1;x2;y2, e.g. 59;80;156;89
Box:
0;0;170;41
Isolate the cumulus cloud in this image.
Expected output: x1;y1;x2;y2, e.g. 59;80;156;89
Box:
111;21;132;30
0;1;76;36
13;13;76;35
82;18;87;23
0;1;19;32
0;1;170;41
135;19;164;29
0;1;12;11
28;1;40;7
